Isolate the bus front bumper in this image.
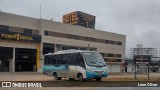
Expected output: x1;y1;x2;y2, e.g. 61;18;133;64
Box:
86;71;108;79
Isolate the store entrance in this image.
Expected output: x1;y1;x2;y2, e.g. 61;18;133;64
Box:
0;46;13;72
15;62;36;72
0;60;9;72
15;48;36;72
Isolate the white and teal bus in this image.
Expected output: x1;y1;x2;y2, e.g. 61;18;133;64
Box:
43;50;108;81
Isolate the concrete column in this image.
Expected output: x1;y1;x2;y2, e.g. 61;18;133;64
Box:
38;19;43;58
54;44;57;52
36;44;40;70
37;43;43;73
10;47;15;72
37;19;43;73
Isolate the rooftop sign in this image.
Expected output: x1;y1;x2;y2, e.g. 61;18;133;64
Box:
63;11;96;29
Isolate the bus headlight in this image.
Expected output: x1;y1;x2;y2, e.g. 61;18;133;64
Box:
86;68;93;72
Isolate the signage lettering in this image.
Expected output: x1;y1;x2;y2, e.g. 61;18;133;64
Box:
0;31;41;43
134;55;151;64
63;11;96;29
80;12;95;27
0;33;33;41
63;12;79;23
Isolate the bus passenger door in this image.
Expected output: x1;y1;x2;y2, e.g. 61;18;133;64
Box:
67;53;78;78
76;53;86;75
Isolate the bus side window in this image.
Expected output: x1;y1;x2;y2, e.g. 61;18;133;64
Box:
68;53;77;65
44;56;48;65
61;54;68;64
48;55;53;65
52;55;56;64
55;55;61;64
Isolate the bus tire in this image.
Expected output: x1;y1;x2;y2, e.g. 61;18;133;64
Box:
78;74;84;82
96;77;102;81
69;78;75;80
53;73;61;80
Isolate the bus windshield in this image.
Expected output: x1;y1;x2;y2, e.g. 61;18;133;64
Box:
82;52;106;67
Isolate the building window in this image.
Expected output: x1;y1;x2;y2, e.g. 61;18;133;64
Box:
67;34;80;40
100;53;104;57
61;45;96;51
62;46;69;50
9;26;23;33
96;39;105;43
109;40;115;44
104;53;108;57
32;30;39;35
114;59;121;62
44;31;48;35
23;28;32;34
85;37;95;42
44;30;122;46
0;25;9;32
104;58;107;62
80;47;87;50
117;54;122;58
79;36;85;41
105;58;121;62
89;48;97;51
105;40;109;44
108;53;114;57
117;42;122;45
68;46;79;50
105;58;112;62
102;53;122;58
43;43;54;55
62;46;79;50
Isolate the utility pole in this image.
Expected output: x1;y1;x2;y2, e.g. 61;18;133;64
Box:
40;3;42;19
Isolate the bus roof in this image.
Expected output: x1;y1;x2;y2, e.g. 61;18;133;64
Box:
45;50;96;55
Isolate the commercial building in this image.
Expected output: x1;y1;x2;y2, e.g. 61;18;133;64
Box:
0;11;126;72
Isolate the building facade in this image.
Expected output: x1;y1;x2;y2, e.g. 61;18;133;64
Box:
0;12;126;72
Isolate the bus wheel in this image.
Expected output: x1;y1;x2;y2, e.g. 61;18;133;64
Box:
69;78;75;80
53;73;61;80
78;74;84;82
96;77;102;81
